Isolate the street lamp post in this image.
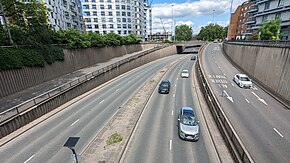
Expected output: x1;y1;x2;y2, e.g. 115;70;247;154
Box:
64;137;80;163
227;0;234;40
171;4;174;42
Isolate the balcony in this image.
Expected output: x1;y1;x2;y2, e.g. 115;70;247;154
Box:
246;20;256;25
255;0;270;5
247;8;258;13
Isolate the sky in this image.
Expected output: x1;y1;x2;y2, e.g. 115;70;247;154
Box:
150;0;248;35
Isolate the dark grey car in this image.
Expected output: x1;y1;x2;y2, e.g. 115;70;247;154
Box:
158;80;170;94
178;107;200;141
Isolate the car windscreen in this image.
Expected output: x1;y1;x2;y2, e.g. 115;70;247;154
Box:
161;83;169;87
240;77;250;81
181;115;197;126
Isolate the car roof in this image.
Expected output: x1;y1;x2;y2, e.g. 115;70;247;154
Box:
161;80;170;83
182;70;188;72
236;74;248;77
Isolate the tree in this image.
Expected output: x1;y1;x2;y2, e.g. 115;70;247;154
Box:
197;23;227;41
258;19;282;40
175;25;193;41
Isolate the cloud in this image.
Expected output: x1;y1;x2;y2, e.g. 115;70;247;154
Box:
150;0;247;34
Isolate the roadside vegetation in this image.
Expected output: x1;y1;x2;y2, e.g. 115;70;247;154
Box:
0;0;141;70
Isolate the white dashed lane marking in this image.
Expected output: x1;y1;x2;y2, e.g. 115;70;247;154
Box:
71;119;79;126
24;155;35;163
273;128;284;138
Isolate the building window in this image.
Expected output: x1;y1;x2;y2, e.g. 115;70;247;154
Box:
103;31;107;34
95;24;99;29
127;12;131;16
108;5;112;9
107;0;112;2
100;4;104;9
122;18;126;22
100;0;104;2
84;0;88;2
92;0;95;2
128;24;131;29
123;24;126;28
127;6;130;10
115;0;119;2
84;12;90;16
118;30;121;34
264;2;270;10
262;15;268;22
123;30;127;34
87;25;92;29
108;11;113;16
278;0;284;7
102;24;107;28
116;5;120;9
94;18;98;22
109;18;113;22
275;13;281;20
102;18;106;22
122;12;126;16
128;18;131;22
109;24;114;29
101;11;105;16
93;11;97;16
92;5;97;9
117;18;121;22
121;5;125;10
117;24;121;28
85;18;91;22
116;11;120;16
83;5;89;10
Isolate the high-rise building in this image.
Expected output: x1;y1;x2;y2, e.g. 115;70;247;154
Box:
81;0;148;40
43;0;85;31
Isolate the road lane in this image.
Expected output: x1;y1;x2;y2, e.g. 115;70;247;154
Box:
0;55;183;163
201;43;290;162
123;56;217;163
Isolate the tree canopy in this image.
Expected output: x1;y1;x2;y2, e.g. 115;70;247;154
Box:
175;25;193;41
197;23;227;41
258;19;282;40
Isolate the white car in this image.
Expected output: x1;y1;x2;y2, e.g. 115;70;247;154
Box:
181;70;189;78
233;74;253;88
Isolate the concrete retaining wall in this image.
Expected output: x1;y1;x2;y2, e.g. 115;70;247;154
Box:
0;45;176;139
0;44;155;98
223;43;290;105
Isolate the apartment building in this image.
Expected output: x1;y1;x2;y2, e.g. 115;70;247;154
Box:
44;0;84;31
228;1;250;40
82;0;148;40
242;0;290;40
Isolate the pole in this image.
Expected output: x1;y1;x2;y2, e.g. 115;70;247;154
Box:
227;0;234;40
0;2;13;45
71;148;78;163
171;4;174;42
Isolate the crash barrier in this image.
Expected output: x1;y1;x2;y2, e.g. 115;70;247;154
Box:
196;44;254;163
0;44;175;139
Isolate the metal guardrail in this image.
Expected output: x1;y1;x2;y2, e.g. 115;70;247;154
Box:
196;44;254;163
226;40;290;48
0;44;169;123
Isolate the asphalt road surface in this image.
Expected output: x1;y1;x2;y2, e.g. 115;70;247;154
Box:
201;43;290;163
122;55;221;163
0;55;183;163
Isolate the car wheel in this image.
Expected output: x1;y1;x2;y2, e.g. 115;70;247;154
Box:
239;83;244;88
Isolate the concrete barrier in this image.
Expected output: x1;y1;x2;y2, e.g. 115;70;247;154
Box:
0;45;176;139
223;42;290;107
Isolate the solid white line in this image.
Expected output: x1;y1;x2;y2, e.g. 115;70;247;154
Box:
245;99;250;103
71;119;79;126
115;89;119;92
24;155;35;163
173;94;175;97
169;140;172;150
172;110;173;116
99;100;104;104
273;128;284;138
231;83;235;86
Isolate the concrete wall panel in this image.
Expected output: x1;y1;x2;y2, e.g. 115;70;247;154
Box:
223;43;290;104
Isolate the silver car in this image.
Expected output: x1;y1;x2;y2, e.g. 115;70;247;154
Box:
178;107;200;141
181;70;189;78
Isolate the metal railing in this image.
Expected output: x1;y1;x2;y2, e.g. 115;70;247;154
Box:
226;40;290;48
